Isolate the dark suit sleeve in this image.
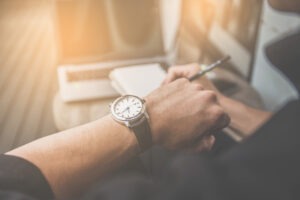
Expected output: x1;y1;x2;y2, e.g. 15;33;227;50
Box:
265;32;300;92
167;100;300;200
0;155;54;200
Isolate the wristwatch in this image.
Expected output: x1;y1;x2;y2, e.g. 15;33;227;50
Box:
110;95;152;152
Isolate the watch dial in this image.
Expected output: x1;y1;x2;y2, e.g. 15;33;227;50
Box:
114;96;143;119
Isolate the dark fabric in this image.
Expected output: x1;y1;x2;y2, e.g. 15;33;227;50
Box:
0;191;38;200
210;131;237;155
139;132;237;179
217;100;300;199
83;173;156;200
265;31;300;93
0;155;53;200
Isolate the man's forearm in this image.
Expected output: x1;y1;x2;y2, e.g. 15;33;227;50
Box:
219;95;272;137
4;79;230;199
6;115;139;199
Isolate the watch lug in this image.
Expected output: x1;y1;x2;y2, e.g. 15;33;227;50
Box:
125;121;130;127
144;112;149;119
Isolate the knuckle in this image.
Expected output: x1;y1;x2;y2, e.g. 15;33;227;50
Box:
191;63;200;70
202;91;217;102
168;66;179;73
210;107;225;122
168;67;175;73
193;83;204;91
177;77;189;84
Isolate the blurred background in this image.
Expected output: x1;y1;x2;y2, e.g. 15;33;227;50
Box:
0;0;299;153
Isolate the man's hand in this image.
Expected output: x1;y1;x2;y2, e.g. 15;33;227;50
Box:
162;63;201;84
163;63;221;95
162;63;273;137
145;78;230;151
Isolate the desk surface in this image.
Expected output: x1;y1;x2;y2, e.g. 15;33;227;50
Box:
53;94;116;131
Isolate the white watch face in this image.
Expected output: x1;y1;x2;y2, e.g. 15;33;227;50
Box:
112;95;143;120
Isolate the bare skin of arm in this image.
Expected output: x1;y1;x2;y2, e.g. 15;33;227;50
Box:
163;63;272;137
6;78;229;199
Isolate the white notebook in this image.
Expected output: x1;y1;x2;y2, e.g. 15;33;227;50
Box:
109;63;166;97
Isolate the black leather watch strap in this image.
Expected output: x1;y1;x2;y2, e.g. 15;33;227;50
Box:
131;118;152;152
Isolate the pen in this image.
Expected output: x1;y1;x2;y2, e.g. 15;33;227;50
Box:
188;55;231;81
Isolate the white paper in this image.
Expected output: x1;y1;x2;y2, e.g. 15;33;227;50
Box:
109;63;166;97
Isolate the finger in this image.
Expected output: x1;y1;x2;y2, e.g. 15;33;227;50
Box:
162;64;200;85
192;135;216;153
162;67;187;85
211;112;231;133
162;73;178;85
191;83;204;91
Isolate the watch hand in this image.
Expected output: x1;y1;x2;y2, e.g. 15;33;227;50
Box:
121;107;129;114
127;107;131;114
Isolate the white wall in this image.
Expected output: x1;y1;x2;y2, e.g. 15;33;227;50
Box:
251;0;300;111
160;0;181;53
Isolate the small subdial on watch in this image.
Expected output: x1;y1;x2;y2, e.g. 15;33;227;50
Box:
114;96;143;119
